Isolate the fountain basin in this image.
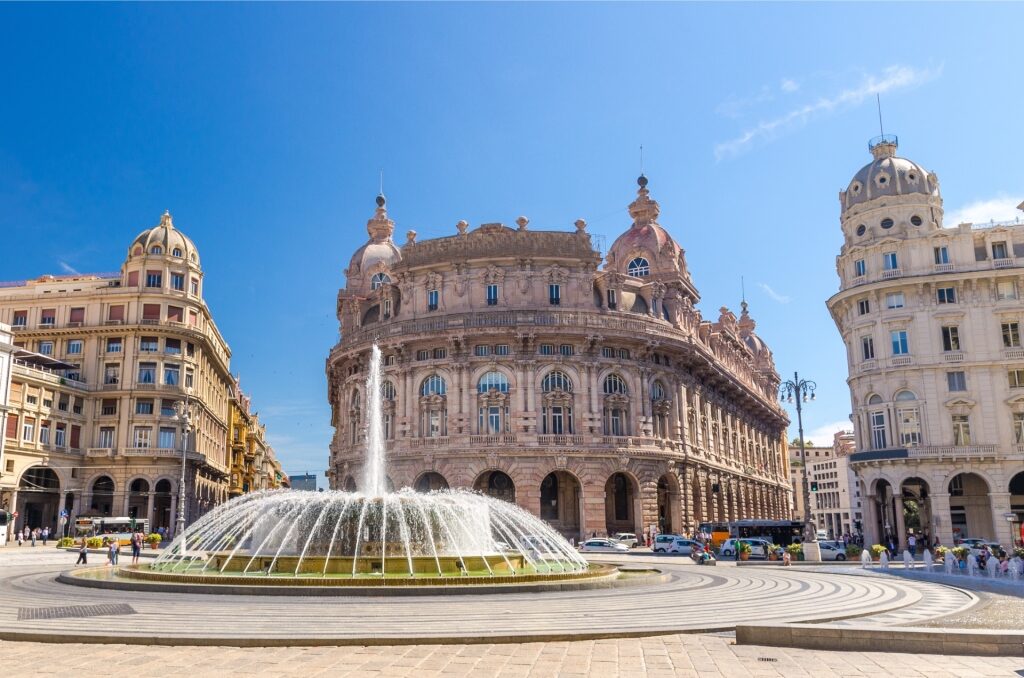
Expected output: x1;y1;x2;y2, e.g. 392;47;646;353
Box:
206;552;527;576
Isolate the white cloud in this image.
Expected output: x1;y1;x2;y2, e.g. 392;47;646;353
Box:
715;64;942;161
797;420;852;447
58;261;79;275
944;194;1024;227
780;78;800;93
758;282;790;304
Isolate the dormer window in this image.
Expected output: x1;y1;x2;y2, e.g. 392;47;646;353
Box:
370;272;391;290
150;246;163;254
627;257;650;277
172;248;183;257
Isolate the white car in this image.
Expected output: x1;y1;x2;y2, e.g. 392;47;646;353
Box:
579;538;629;553
720;538;770;559
651;534;683;553
665;538;703;556
613;533;639;548
818;541;848;561
959;539;1000;557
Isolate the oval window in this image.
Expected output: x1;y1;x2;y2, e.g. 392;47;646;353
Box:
856;224;866;236
881;218;894;229
910;215;922;226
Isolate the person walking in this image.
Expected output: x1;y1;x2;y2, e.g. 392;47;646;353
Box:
76;539;88;566
908;534;917;557
16;529;22;547
30;528;37;547
107;539;119;567
42;527;49;546
130;531;142;565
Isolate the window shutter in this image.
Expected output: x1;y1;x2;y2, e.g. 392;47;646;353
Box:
5;414;17;439
69;307;85;323
70;425;81;449
127;271;139;287
143;304;161;320
189;310;198;327
108;305;125;321
167;306;183;322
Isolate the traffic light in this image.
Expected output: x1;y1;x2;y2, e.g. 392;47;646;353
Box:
810;481;819;492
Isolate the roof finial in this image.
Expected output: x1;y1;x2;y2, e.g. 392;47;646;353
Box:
740;276;748;315
376;169;386;208
876;93;884;137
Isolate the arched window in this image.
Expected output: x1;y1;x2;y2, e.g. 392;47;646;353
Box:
420;374;447;396
150;246;163;254
651;381;666;400
866;394;886;450
603;374;628;395
172;248;183;257
370;272;391;290
477;371;510;393
381;381;396;400
894;390;916;401
628;257;650;277
651;380;668;438
894;390;920;446
542;371;573;393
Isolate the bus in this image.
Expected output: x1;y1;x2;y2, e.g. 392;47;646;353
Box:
74;516;150;546
697;522;730;547
729;519;804;545
0;510;9;547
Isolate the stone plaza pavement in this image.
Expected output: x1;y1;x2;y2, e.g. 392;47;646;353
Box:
1;635;1021;677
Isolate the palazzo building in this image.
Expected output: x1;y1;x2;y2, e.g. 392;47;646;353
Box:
827;135;1024;549
228;377;287;497
0;212;268;539
327;177;791;540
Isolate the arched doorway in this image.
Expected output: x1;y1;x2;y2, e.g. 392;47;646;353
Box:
16;467;61;535
414;472;449;493
900;477;932;545
657;474;680;535
128;479;150;521
90;476;115;516
1010;472;1024;547
604;472;640;536
873;479;896;545
948;472;993;541
343;476;357;492
540;471;582;540
474;470;515;503
152;479;173;532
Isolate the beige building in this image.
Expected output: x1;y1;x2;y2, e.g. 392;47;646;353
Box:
327;178;791;540
0;212;237;539
828;135;1024;549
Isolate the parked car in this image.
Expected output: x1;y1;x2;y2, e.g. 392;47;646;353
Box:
818;541;847;561
651;534;683;553
720;538;770;559
959;538;1001;557
579;538;629;553
665;538;703;556
613;533;639;548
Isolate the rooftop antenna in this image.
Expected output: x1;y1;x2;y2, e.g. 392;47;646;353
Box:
640;144;644;175
876;93;884;137
741;276;746;304
379;168;384;196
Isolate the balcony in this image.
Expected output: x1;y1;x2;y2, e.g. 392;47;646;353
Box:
850;444;997;464
1005;348;1024;360
933;263;955;273
859;359;877;372
881;268;902;280
538;434;586;446
942;352;965;363
408;436;450;449
889;356;913;367
993;257;1016;269
468;434;519;446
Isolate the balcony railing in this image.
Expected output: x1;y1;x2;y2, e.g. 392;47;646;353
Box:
12;359;88;390
943;352;965;363
881;269;902;280
859;359;877;372
537;434;586;446
1005;349;1024;360
890;356;913;367
468;434;519;446
86;447;116;457
851;444;997;463
993;258;1016;269
933;263;955;273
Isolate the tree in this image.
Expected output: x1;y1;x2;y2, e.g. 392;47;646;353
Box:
790;437;814;449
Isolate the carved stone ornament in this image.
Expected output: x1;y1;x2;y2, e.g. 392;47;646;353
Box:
617;455;630;470
516;216;529;231
456;220;469;235
555;454;568;469
486;452;500;469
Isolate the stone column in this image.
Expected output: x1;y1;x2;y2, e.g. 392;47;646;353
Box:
862;495;879;546
928;491;953;546
990;492;1014;547
894;495;907;550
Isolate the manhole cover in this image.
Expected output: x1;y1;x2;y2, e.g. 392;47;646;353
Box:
18;603;136;621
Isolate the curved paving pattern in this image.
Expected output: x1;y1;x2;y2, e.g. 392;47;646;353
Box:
0;553;978;645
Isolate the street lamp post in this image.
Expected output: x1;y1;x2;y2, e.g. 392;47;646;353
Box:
173;395;193;541
780;372;817;548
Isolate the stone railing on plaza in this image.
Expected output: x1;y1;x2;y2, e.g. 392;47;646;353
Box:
850;444;998;464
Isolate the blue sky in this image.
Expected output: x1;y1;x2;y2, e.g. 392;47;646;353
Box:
2;4;1023;482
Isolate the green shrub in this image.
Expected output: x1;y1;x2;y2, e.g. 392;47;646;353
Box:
738;541;752;554
934;546;951;559
86;537;103;549
845;544;863;558
146;532;162;545
870;544;888;558
951;546;969;559
57;537;76;548
785;543;803;555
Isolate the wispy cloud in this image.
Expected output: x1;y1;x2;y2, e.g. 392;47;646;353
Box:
944;194;1024;227
715;65;942;161
58;261;79;275
758;282;790;304
797;420;852;447
780;78;800;93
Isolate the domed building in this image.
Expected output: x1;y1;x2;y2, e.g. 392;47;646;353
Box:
327;178;792;540
828;135;1024;550
0;212;271;541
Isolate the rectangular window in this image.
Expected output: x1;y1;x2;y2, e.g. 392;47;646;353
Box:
98;427;114;448
188;310;198;327
161;399;176;416
861;336;874;361
539;344;554;356
857;299;870;315
941;326;961;352
133;427;152;448
171;273;185;291
416;349;429;361
934;246;949;265
937;287;956;304
870;412;887;450
494;344;509;356
166;306;183;323
952;415;971;445
854;259;866;277
107;337;122;353
883;252;898;270
184;369;194;389
54;425;66;448
65;339;83;355
548;284;561;305
136;399;154;415
1003;322;1021;348
39;423;50;445
432;347;446;360
486;284;498;306
142;304;161;321
58;397;69;412
68;307;85;324
108;305;125;322
140;336;158;352
947;371;966;392
12;310;27;326
427;289;439;311
137;363;157;384
550;406;564;434
601;347;615;358
384;354;396;366
997;281;1018;300
607;289;617;309
70;424;81;449
164;364;180;386
127;271;139;287
158;427;176;449
885;292;904;309
101;399;117;416
890;330;909;355
186;342;195;357
382;298;392;318
22;419;35;441
40;308;56;325
146;271;162;288
993;241;1009;260
1009;369;1024;389
559;344;574;356
190;278;199;295
103;365;119;385
618;348;630;359
474;345;491;357
1014;413;1024;444
165;338;181;355
38;341;53;356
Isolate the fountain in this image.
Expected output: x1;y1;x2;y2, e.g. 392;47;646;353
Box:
1011;556;1022;581
123;345;600;588
922;549;932;571
986;556;999;578
902;549;914;570
860;549;871;568
879;551;889;569
944;551;955;575
967;554;979;577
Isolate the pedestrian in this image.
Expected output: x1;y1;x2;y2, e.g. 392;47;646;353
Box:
131;531;142;565
107;539;119;567
76;539;88;566
16;530;22;547
30;528;37;547
42;527;49;546
908;534;917;557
